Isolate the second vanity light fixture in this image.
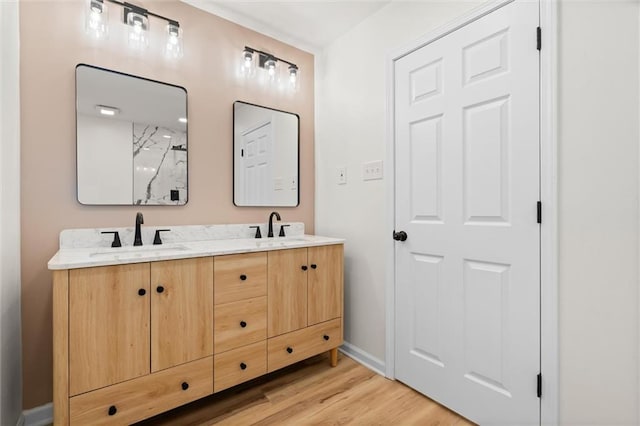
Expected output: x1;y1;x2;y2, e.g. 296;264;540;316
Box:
242;46;299;90
85;0;183;58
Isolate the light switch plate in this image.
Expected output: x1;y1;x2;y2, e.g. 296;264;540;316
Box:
336;166;347;185
363;160;383;181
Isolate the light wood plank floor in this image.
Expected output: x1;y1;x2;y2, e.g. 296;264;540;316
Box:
136;353;473;426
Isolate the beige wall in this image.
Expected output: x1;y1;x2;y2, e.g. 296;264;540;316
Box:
20;0;314;409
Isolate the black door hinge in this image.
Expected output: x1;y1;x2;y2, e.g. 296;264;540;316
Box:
537;373;542;398
537;201;542;224
537;27;542;51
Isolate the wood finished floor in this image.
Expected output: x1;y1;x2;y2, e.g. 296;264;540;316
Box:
136;353;473;426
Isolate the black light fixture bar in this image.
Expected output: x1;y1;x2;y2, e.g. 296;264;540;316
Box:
244;46;297;69
103;0;179;27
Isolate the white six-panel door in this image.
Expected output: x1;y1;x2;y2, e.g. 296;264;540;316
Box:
394;1;540;424
242;120;273;205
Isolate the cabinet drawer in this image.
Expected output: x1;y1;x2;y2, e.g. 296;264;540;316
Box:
214;296;267;354
214;341;267;392
69;356;213;425
267;318;342;373
214;253;267;304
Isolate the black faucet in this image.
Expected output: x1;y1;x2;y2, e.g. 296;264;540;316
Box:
134;212;144;246
268;211;281;238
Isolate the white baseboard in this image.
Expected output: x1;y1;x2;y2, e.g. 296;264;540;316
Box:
23;403;52;426
339;341;386;376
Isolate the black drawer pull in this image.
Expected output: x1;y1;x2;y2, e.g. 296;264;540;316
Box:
108;405;117;416
181;382;189;391
156;286;165;293
240;274;247;281
286;347;293;354
311;264;317;269
138;288;146;296
240;321;247;328
301;265;308;271
323;334;330;341
240;362;247;370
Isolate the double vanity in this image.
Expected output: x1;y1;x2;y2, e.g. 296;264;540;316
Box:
49;220;344;425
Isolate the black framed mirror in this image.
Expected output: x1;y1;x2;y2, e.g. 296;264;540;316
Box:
76;64;188;205
233;101;299;207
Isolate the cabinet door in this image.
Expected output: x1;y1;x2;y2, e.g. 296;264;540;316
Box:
69;264;150;396
268;248;308;337
308;244;344;326
151;257;213;372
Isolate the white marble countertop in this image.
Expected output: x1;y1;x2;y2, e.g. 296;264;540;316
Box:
48;234;345;270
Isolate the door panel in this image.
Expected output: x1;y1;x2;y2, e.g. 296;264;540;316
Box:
394;2;540;424
267;248;308;337
308;244;343;326
151;257;213;372
69;264;150;396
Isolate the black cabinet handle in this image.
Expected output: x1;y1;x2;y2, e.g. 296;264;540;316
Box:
138;288;146;296
240;362;247;370
286;347;293;354
301;265;308;271
156;286;165;293
240;321;247;328
240;274;247;281
108;405;117;416
181;382;189;390
311;264;317;269
323;335;330;341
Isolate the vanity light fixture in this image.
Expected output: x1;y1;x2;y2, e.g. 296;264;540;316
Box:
241;46;300;90
84;0;183;58
85;0;109;39
95;105;120;116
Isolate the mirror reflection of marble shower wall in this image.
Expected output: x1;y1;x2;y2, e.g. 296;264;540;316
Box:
133;123;187;205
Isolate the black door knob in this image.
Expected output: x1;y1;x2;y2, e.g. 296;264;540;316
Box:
138;288;146;296
301;265;308;271
240;321;247;328
393;231;408;241
240;274;247;281
286;347;293;354
240;362;247;370
108;405;117;416
156;286;165;293
311;264;317;269
323;335;330;341
181;382;189;390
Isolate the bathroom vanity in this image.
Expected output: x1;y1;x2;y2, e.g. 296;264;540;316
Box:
49;223;344;425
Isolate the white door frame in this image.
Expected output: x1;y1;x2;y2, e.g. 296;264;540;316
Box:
384;1;558;424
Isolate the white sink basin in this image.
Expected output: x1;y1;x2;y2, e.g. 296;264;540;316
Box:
90;244;188;257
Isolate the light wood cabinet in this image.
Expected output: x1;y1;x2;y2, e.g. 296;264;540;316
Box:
268;245;344;336
151;258;213;372
68;264;150;396
53;243;343;425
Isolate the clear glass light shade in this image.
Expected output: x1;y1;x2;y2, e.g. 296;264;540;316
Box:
127;12;149;50
240;48;256;77
85;0;108;39
288;65;299;90
164;23;183;59
265;58;278;84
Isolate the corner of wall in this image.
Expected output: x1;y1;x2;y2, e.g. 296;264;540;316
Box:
0;0;23;423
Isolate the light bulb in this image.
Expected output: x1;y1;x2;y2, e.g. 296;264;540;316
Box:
265;58;277;80
240;48;256;78
164;22;183;59
85;0;108;39
127;11;149;50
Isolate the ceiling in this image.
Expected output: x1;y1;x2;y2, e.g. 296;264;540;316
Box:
182;0;391;52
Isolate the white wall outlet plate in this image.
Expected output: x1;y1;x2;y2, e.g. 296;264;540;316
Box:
363;160;383;181
336;166;347;185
